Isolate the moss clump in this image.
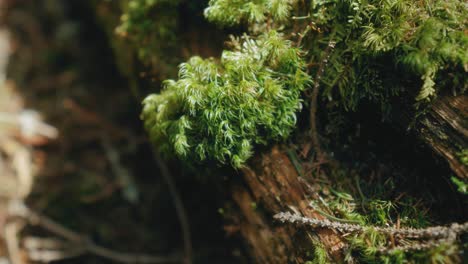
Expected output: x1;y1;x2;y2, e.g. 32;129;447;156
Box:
141;0;467;167
115;0;181;76
142;31;310;168
304;0;467;111
204;0;297;26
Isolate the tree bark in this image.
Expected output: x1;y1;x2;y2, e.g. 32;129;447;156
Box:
231;146;345;263
414;94;467;179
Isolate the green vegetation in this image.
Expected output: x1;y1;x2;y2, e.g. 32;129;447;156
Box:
141;0;467;167
304;0;467;111
288;171;465;263
451;176;468;195
204;0;297;26
115;0;182;78
142;31;310;167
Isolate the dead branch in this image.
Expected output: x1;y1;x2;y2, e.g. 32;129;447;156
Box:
274;211;468;253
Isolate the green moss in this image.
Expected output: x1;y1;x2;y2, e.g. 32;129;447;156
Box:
142;31;310;167
451;176;468;195
304;170;464;263
205;0;297;26
202;0;467;114
457;149;468;166
304;0;467;111
140;0;467;166
306;240;329;264
115;0;182;77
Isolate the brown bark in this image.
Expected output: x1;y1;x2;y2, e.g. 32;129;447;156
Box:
415;94;467;179
232;146;345;263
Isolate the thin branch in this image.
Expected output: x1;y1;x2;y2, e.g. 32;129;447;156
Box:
296;24;311;48
307;40;336;158
274;212;468;238
274;211;468;253
8;200;182;263
292;15;311;20
88;244;179;264
378;239;454;254
152;151;192;264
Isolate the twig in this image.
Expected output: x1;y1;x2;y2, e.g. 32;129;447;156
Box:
296;23;311;48
312;207;362;224
377;238;453;254
4;220;25;264
274;212;468;238
306;40;336;159
7;200;182;263
152;151;192;264
292;15;311;20
274;211;468;253
27;245;86;263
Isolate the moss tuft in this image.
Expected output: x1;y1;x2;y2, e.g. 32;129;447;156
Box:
142;31;310;167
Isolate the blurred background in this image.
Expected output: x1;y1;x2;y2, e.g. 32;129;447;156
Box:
0;1;245;263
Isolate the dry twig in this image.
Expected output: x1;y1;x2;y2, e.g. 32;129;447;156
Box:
274;211;468;253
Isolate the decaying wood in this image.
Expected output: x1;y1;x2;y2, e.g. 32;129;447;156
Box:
232;146;345;263
415;95;467;179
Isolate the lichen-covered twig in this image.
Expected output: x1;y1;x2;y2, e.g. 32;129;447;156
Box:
274;211;468;253
274;212;468;239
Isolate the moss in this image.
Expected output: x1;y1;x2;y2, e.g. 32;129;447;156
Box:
114;0;181;77
140;0;467;168
303;167;465;263
142;31;310;167
457;149;468;166
304;0;467;112
306;239;330;264
451;176;468;195
205;0;297;26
